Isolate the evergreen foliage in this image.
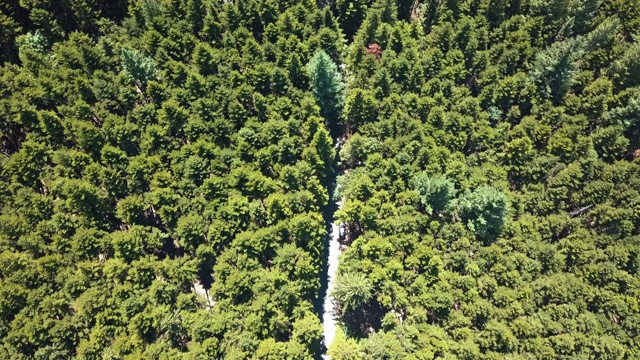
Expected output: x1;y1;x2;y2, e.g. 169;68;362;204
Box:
120;48;158;85
308;49;345;123
456;185;510;242
1;0;640;358
332;272;373;313
412;173;456;215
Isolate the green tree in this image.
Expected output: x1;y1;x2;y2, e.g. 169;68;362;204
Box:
608;41;640;90
291;312;323;355
531;37;586;103
121;48;157;86
4;138;48;188
186;0;205;33
339;134;380;168
342;89;377;131
313;126;335;179
335;0;369;39
328;328;360;360
175;213;208;252
332;271;373;313
455;185;509;242
412;173;455;215
308;49;345;123
111;226;164;262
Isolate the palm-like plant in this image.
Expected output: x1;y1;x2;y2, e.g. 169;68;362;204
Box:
332;272;373;314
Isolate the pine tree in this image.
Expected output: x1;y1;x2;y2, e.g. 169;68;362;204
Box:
186;0;205;34
120;48;157;86
530;37;585;104
141;0;162;27
192;43;218;76
308;49;345;124
342;89;377;131
413;173;456;215
288;53;307;89
336;0;369;39
303;126;335;182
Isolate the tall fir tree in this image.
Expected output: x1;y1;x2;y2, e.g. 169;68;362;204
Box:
308;49;345;126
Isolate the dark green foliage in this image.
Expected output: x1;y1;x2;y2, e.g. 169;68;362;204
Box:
2;0;640;358
330;0;640;357
335;0;371;39
342;88;376;131
608;41;640;90
0;0;338;357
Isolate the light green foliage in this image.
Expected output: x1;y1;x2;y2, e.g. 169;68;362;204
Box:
332;271;373;313
291;311;323;354
120;48;157;84
360;331;409;359
2;0;640;358
16;31;48;58
0;1;341;357
328;328;360;360
412;173;455;215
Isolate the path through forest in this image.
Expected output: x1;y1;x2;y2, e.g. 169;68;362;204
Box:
321;197;343;358
319;132;345;358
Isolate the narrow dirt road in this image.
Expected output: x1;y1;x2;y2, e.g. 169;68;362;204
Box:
321;198;343;358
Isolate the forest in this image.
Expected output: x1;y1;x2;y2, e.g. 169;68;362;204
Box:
1;0;640;359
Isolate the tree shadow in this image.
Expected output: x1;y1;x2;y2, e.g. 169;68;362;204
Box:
340;301;385;340
314;131;343;359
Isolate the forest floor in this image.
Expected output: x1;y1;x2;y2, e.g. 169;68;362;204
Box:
192;281;214;310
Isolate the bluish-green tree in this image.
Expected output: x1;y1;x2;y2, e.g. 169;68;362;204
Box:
456;185;509;242
413;173;456;215
308;49;345;124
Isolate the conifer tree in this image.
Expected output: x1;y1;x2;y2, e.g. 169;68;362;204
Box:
308;49;345;125
120;48;157;86
413;173;456;215
531;37;585;103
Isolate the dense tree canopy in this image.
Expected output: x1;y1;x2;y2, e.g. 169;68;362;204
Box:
329;0;640;358
1;0;640;358
0;0;341;358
